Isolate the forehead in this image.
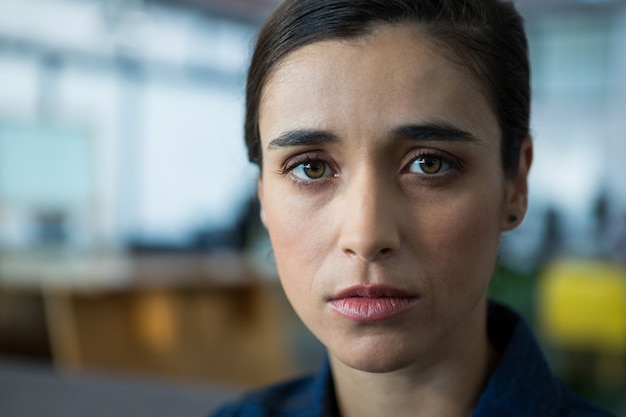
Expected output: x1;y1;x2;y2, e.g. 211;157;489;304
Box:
259;24;499;147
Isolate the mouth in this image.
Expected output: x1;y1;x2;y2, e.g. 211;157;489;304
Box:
328;284;419;323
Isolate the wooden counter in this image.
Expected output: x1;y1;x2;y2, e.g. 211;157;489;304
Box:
0;251;302;388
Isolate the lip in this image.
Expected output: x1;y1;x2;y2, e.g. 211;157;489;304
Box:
328;284;419;323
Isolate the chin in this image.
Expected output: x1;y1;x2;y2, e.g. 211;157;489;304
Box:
336;353;419;374
329;336;423;374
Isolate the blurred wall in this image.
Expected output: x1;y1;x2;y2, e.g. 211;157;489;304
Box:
503;1;626;268
0;0;258;252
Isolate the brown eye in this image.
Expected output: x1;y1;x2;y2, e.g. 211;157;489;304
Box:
408;155;450;175
293;161;329;179
418;157;442;174
304;162;326;178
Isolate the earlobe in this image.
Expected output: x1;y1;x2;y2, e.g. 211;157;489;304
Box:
502;137;533;231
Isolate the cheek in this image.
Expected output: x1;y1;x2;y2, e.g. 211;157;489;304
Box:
424;187;504;287
262;196;330;290
264;209;302;271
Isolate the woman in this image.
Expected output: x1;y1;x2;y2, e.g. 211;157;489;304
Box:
213;0;615;416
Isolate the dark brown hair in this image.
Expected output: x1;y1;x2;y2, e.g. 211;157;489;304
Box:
245;0;530;178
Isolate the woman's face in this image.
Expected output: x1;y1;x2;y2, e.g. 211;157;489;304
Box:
257;25;530;373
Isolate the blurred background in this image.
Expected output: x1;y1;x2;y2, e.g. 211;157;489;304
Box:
0;0;624;416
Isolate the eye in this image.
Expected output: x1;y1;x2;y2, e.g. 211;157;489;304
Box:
291;160;331;180
408;155;452;175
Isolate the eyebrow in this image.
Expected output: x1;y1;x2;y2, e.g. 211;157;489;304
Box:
391;122;480;143
268;130;338;150
266;121;479;150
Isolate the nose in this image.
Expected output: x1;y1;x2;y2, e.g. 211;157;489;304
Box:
337;175;401;262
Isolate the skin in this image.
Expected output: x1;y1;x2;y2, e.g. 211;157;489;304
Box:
257;24;532;417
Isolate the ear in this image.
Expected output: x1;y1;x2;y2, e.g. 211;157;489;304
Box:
502;136;533;231
257;177;267;228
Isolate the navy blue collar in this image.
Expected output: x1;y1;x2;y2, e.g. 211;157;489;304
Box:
471;302;560;416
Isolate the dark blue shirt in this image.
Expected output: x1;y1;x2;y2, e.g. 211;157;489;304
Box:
211;302;615;417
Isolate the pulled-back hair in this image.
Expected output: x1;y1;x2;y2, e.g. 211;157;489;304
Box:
245;0;530;178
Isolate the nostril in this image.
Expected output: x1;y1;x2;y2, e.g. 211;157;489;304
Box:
342;246;393;261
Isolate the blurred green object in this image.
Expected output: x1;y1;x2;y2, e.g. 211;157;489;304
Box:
489;261;537;322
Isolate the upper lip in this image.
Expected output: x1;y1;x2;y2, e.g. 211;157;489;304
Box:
329;284;417;300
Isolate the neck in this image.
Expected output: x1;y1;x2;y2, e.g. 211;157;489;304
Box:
330;302;499;417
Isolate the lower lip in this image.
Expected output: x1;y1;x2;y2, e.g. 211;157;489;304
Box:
329;297;418;322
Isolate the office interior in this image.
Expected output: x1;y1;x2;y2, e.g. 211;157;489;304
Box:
0;0;625;416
